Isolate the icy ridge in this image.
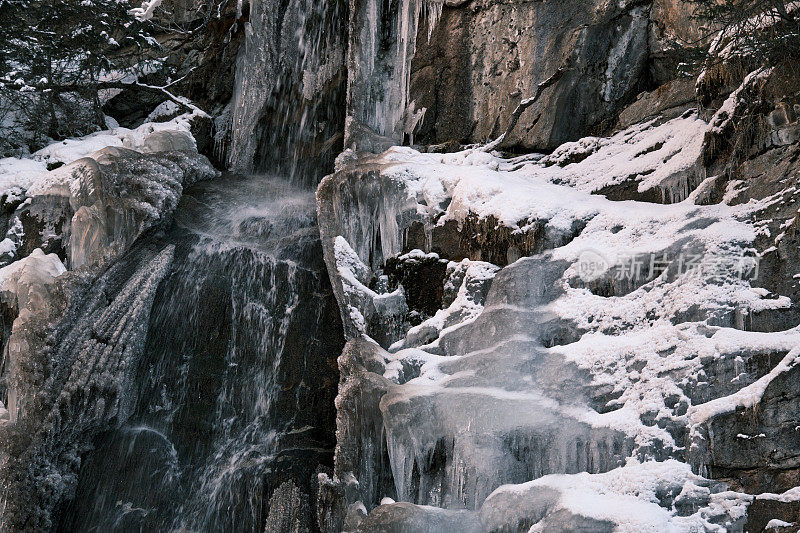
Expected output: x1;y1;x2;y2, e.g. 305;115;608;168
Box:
0;244;176;531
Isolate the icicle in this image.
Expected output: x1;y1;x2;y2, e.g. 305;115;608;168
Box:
353;0;444;142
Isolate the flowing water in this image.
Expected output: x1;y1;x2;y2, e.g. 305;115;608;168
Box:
55;0;354;525
48;0;354;527
228;0;348;184
3;0;437;528
58;174;343;532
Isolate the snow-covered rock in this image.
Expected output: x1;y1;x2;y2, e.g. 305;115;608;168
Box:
316;113;800;531
0;117;218;270
480;460;748;532
0;248;66;318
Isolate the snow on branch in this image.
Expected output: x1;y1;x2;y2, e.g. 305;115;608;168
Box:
1;79;207;117
708;66;774;135
129;0;163;21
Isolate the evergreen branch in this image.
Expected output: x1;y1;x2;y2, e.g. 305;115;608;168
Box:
0;80;207;116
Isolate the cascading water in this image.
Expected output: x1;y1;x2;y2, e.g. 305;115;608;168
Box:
51;0;357;528
228;0;348;185
1;0;448;530
58;174;343;532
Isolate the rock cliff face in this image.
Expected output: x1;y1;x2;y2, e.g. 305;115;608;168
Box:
313;16;800;526
161;0;706;162
196;0;705;160
344;0;705;153
4;0;800;531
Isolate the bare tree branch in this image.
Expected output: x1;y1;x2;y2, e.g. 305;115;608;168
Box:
0;80;207;116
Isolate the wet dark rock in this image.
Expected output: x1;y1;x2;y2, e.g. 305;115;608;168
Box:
703;363;800;494
56;425;183;532
745;498;800;533
383;252;449;321
407;0;653;151
103;89;169;129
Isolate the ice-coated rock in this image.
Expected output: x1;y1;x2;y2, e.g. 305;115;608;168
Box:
0;129;218;272
0;244;176;531
0;248;66;320
340;0;711;154
332;235;409;345
57;174;343;532
69;148;216;268
264;480;313;533
0;126;223;530
317;107;800;531
345;0;444;149
317;338;397;531
0;249;66;422
65;146;217;268
390;257;499;352
348;460;749;531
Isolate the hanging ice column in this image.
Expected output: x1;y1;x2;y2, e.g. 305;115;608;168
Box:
345;0;443;150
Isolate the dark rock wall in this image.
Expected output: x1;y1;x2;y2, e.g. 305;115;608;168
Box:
413;0;652;150
168;0;705;165
344;0;704;152
133;0;710;170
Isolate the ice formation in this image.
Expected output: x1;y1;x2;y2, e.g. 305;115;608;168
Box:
228;0;347;181
0;249;66;422
0;244;176;530
316;112;800;530
0;120;225;530
346;0;444;146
